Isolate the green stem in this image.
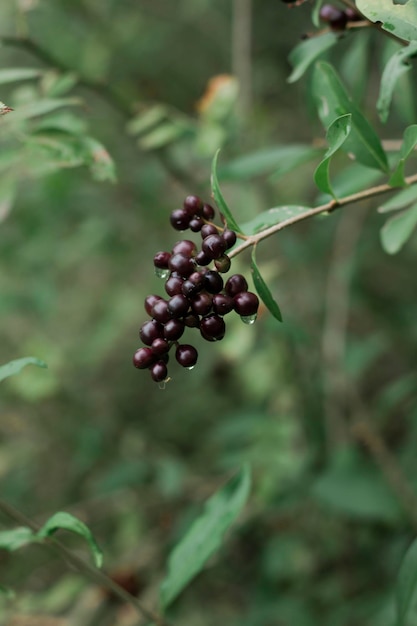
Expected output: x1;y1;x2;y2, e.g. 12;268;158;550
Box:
229;173;417;258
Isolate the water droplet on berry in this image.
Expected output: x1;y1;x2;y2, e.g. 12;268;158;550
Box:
240;313;257;325
155;267;170;279
187;365;195;371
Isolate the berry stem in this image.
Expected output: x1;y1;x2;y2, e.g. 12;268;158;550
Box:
228;172;417;258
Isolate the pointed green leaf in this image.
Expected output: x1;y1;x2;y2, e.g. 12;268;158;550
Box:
380;203;417;254
288;32;339;84
313;62;389;172
0;527;35;551
377;42;417;123
211;150;242;233
389;125;417;187
312;0;325;27
378;184;417;213
37;512;103;568
0;357;47;383
251;248;283;322
314;114;352;197
396;538;417;626
241;205;309;235
0;68;42;84
160;466;251;609
6;98;82;122
80;137;117;183
356;0;417;43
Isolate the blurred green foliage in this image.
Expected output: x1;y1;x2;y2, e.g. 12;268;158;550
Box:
0;1;417;625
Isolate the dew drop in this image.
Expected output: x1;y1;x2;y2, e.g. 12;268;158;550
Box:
155;267;170;279
187;365;195;371
240;313;257;325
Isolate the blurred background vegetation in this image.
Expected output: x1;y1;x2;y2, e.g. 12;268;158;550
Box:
1;1;417;625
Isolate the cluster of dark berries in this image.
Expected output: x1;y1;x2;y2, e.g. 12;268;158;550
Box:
133;195;260;383
319;4;361;30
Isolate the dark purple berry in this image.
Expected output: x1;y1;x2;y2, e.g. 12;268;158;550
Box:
200;314;226;342
189;217;204;232
165;275;183;296
151;338;170;356
195;250;212;266
182;276;203;298
204;270;224;294
172;240;197;257
345;7;361;21
140;320;164;345
202;234;227;260
225;274;248;297
145;294;162;316
202;203;215;220
153;251;171;269
191;292;213;316
150;360;168;382
233;291;259;316
168;294;190;317
214;254;231;273
170;209;190;231
319;4;347;29
201;224;218;239
176;344;198;368
163;318;185;341
183;195;203;216
151;299;171;323
212;293;234;315
222;229;237;250
168;253;195;277
133;347;155;369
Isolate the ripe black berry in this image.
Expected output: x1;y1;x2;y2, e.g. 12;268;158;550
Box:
145;294;162;316
202;203;215;220
140;320;164;345
204;270;224;294
212;293;234;315
168;253;195;277
189;217;204;232
202;234;227;260
195;250;211;266
165;275;184;296
225;274;248;297
168;294;190;317
176;344;198;368
233;291;259;316
133;347;155;369
150;360;168;382
163;318;185;341
183;195;203;216
170;209;190;231
153;251;171;269
151;338;170;355
172;240;197;257
200;314;226;342
222;229;237;250
201;224;218;239
319;4;347;29
151;299;171;323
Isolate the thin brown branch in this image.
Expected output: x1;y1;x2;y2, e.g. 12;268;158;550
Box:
0;499;170;626
229;172;417;258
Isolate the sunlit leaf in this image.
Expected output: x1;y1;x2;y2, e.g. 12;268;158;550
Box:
0;357;47;383
0;527;35;551
389;125;417;187
313;62;389;172
380;203;417;254
211;150;242;233
251;248;283;322
288;32;339;83
37;512;103;568
241;205;309;235
356;0;417;43
314;114;352;197
397;538;417;626
377;42;417;123
160;466;251;608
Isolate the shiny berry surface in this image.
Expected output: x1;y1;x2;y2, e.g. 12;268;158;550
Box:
233;291;259;316
202;234;226;259
133;347;155;369
150;360;168;382
225;274;248;297
176;344;198;367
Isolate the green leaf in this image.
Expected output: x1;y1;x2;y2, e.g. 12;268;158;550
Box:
126;105;169;135
288;32;339;84
380;203;417;254
219;145;322;181
37;512;103;568
377;42;417;123
378;184;417;213
396;538;417;626
0;527;35;551
241;205;309;235
0;357;47;383
138;121;190;150
313;62;389;172
356;0;417;43
211;150;242;233
389;125;417;187
314;114;352;197
251;248;283;322
80;137;117;183
160;466;251;609
312;0;325;27
0;68;42;84
8;98;82;122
